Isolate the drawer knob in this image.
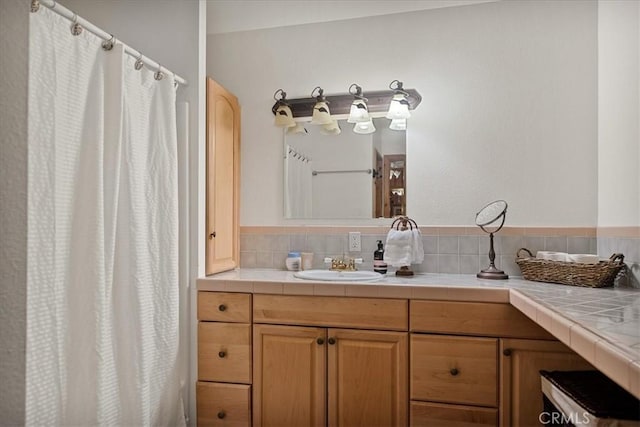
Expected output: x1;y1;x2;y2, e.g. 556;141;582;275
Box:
450;368;459;376
503;348;512;356
328;337;336;345
317;337;324;345
218;351;226;358
218;304;227;312
217;411;226;419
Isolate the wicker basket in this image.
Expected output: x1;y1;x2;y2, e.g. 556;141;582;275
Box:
515;248;625;288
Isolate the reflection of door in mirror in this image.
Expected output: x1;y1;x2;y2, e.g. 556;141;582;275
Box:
373;150;383;218
383;155;406;217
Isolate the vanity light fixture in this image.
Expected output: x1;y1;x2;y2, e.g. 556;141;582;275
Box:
389;118;407;131
385;80;411;120
270;83;421;133
310;86;333;125
347;83;370;123
272;89;296;128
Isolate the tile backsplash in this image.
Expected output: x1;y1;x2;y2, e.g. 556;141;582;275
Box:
239;226;639;288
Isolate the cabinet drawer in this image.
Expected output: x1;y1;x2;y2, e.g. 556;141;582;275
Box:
410;401;497;427
199;322;251;383
199;292;251;323
411;334;497;407
410;300;553;339
254;295;408;331
197;382;250;427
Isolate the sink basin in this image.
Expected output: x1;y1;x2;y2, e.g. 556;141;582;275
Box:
294;269;383;282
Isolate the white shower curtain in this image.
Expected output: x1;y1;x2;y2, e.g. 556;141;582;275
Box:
27;7;184;426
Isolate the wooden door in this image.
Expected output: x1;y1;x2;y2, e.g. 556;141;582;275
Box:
500;339;593;427
206;77;240;274
328;329;408;427
253;324;326;427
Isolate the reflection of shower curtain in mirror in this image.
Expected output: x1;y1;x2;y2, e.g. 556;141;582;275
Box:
26;7;184;426
285;145;312;218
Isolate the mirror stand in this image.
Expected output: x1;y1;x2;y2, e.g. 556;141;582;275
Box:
476;200;509;280
477;232;508;279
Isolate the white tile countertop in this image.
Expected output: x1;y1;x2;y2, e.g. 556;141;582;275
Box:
197;269;640;398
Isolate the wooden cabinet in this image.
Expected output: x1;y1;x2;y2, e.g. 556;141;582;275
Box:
253;325;326;427
499;339;593;427
196;292;594;427
206;78;240;275
197;292;252;427
252;300;408;427
328;329;408;427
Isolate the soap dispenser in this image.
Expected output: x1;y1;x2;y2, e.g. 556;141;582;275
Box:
373;240;387;274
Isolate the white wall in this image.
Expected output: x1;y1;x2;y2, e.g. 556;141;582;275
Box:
598;0;640;227
207;0;598;227
28;0;206;423
0;0;29;423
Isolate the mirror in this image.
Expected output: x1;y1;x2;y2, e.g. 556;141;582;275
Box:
284;117;406;219
475;200;509;280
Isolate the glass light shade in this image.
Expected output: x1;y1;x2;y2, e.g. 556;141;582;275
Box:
274;104;296;128
347;99;370;123
353;119;376;135
385;94;411;120
389;118;407;131
320;120;341;135
286;122;308;134
310;101;332;125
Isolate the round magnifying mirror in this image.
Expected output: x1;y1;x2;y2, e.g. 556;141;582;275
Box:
476;200;509;280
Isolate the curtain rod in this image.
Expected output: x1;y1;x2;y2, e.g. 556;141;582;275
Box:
32;0;188;86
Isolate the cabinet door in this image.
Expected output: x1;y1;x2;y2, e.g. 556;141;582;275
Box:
253;324;326;427
328;329;408;427
500;339;593;427
206;77;240;275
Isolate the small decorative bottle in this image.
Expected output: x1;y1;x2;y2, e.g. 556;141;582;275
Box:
373;240;388;274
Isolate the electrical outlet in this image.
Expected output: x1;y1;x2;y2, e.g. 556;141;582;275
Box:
348;232;361;252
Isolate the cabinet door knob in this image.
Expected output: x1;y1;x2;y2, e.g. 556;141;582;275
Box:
317;337;324;345
218;351;226;358
328;337;336;345
218;304;227;312
450;368;459;376
217;411;226;419
209;231;216;239
503;348;512;356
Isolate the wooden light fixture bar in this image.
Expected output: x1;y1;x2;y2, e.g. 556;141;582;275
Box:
272;88;422;119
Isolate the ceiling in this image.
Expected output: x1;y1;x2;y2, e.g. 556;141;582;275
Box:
206;0;497;34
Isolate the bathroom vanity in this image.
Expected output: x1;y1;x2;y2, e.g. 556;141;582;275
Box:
196;271;640;427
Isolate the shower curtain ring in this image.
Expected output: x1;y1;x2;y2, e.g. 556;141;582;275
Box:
102;34;115;51
134;53;144;70
154;65;165;81
70;12;83;36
